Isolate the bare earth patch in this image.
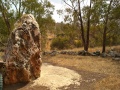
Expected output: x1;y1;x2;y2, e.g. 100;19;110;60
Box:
17;63;82;90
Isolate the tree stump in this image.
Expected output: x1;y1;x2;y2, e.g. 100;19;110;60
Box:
4;14;42;84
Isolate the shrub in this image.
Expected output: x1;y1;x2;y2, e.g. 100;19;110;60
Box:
74;40;82;48
51;37;69;50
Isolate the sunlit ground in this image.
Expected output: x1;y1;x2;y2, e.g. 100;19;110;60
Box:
43;46;120;90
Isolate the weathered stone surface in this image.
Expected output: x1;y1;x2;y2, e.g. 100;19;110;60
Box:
92;50;101;56
108;50;120;57
4;14;42;84
78;50;91;56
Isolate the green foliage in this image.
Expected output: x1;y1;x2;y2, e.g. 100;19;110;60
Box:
0;0;120;50
51;37;69;50
74;40;82;48
58;0;120;51
53;22;81;49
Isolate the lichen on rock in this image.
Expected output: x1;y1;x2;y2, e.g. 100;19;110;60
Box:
4;14;42;84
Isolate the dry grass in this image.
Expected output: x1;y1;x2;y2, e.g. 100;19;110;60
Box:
62;45;120;53
43;54;120;90
43;55;120;75
95;75;120;90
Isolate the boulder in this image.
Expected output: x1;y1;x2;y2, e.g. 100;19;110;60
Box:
78;50;90;56
112;57;120;61
92;50;101;56
60;51;67;54
4;14;42;84
101;52;107;57
50;50;58;56
108;50;120;57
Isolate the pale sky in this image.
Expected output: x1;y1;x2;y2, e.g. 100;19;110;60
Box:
48;0;90;23
48;0;64;22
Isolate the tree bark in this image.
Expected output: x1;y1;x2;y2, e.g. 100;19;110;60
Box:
86;0;91;51
78;0;86;50
102;0;113;53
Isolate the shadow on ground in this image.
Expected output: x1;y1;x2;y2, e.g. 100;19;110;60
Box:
4;83;28;90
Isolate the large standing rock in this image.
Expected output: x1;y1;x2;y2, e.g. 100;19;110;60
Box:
4;14;42;84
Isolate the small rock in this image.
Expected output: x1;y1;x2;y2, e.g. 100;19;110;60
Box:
112;58;120;61
50;50;57;56
92;50;100;56
101;53;107;57
78;50;87;56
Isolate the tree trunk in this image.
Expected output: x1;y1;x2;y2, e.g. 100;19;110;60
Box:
85;0;91;51
102;0;113;53
78;0;86;50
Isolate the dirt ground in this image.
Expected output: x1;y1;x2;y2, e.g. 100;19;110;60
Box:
42;54;120;90
4;63;81;90
1;46;120;90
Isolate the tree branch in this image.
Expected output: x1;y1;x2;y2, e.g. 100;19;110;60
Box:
10;0;18;13
63;0;73;9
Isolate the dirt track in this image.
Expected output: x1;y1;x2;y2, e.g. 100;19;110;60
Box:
4;63;107;90
4;63;82;90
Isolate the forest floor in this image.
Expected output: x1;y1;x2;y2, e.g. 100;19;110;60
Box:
1;46;120;90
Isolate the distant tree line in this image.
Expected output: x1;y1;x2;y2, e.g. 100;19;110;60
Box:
0;0;120;52
54;0;120;52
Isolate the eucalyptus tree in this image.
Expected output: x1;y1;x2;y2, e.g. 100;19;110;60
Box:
102;0;113;53
59;0;92;51
61;0;120;52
